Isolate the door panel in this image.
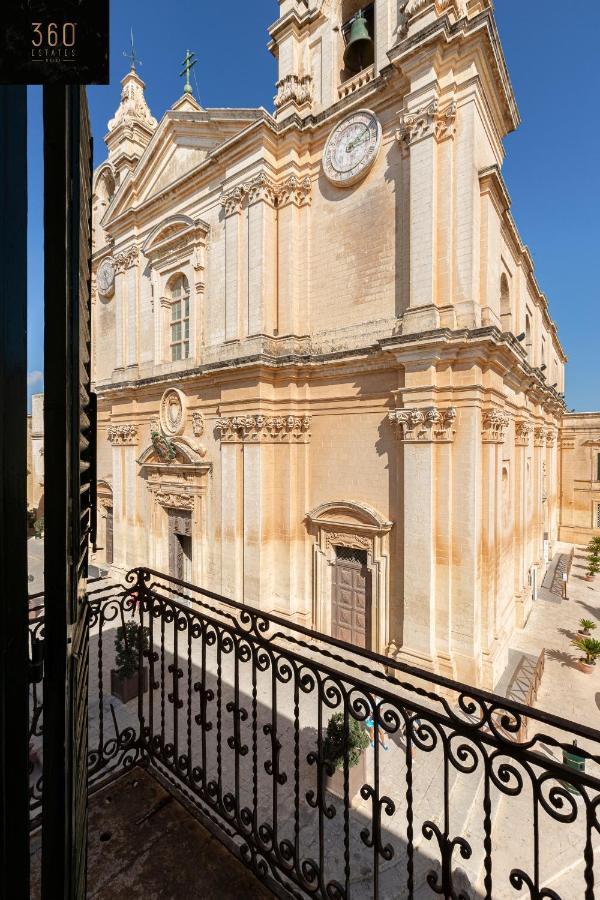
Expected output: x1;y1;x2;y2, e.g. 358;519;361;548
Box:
331;550;372;649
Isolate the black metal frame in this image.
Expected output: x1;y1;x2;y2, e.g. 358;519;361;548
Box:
42;84;93;900
30;569;600;898
0;85;30;900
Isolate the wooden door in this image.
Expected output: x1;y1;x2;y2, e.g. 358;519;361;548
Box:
168;510;192;581
331;547;371;649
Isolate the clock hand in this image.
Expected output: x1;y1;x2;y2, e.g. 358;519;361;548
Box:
346;127;369;152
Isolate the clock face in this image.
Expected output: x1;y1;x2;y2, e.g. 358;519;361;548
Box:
97;257;115;298
323;109;381;187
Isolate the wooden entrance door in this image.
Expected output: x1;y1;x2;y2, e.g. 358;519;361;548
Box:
105;506;113;565
331;547;371;649
168;510;192;581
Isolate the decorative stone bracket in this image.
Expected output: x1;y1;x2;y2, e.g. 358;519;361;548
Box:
482;410;510;444
388;407;456;442
274;73;312;111
220;173;311;215
107;423;138;446
114;244;139;273
215;414;311;443
396;98;457;152
191;411;204;437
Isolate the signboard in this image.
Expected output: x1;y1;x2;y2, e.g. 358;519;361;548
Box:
0;1;109;84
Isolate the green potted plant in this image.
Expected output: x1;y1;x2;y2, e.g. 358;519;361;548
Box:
33;516;44;540
571;635;600;674
579;619;597;636
585;554;600;582
111;619;150;703
323;711;370;802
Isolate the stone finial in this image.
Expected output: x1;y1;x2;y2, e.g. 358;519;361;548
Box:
108;69;157;134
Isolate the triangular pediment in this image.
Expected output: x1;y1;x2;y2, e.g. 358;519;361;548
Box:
102;106;267;225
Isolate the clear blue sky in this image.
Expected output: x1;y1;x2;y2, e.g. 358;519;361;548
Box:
27;1;599;411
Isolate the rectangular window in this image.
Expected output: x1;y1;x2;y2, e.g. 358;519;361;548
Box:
596;503;600;530
170;299;190;362
597;453;600;483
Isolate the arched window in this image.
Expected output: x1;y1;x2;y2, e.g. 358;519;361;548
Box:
168;274;190;362
500;273;511;331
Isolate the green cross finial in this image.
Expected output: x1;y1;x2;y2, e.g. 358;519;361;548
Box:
123;28;141;72
180;49;197;95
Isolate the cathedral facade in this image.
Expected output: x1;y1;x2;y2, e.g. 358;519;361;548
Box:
91;0;569;689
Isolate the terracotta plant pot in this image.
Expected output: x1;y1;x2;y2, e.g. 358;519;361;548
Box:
111;666;148;703
577;660;595;675
585;575;594;582
325;752;366;805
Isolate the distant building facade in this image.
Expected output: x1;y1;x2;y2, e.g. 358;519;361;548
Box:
91;0;579;689
27;392;44;519
560;413;600;545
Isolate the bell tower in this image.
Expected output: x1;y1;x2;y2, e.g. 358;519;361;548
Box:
105;66;158;186
269;0;403;120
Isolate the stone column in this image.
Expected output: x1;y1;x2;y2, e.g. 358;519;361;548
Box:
245;175;278;337
514;421;533;626
106;423;139;571
220;188;244;342
277;175;312;338
114;245;139;372
396;95;457;334
389;405;456;672
480;411;509;688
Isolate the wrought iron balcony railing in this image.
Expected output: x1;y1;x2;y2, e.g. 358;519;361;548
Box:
29;569;600;899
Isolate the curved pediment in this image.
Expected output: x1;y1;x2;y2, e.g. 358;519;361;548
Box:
142;215;209;261
306;500;392;531
137;435;207;468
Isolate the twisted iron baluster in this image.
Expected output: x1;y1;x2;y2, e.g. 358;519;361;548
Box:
483;755;493;899
405;713;415;898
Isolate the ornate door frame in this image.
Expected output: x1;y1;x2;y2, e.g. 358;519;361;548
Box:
138;438;211;586
306;500;392;654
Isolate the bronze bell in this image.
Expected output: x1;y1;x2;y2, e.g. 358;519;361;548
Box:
343;12;374;74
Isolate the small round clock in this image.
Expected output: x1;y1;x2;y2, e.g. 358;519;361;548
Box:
97;257;115;299
323;109;381;187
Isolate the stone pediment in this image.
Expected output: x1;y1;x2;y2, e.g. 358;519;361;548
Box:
103;107;266;224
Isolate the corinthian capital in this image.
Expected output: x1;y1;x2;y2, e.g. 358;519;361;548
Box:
389;406;456;442
396;98;457;151
482;409;510;444
515;421;534;447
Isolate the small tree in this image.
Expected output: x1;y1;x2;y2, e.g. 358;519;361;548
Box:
33;517;44;539
579;619;597;635
586;537;600;554
571;636;600;666
114;620;150;680
587;556;600;579
323;712;370;771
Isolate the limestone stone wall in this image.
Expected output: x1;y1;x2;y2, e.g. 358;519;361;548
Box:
559;413;600;545
89;0;572;689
